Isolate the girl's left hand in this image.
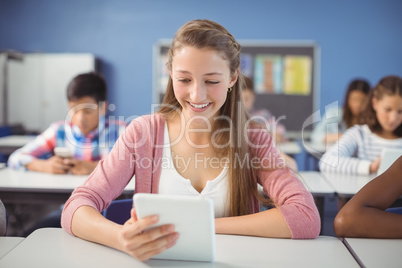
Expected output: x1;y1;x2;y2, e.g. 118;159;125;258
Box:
369;157;381;173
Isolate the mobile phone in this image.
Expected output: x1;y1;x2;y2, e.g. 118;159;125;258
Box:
54;147;73;158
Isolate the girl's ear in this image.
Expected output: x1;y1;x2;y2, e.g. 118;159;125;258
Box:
372;97;378;112
229;69;239;88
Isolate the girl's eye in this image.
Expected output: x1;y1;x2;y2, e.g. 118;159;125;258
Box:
206;81;219;85
178;78;190;83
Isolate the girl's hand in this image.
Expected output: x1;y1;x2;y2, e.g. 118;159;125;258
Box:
118;208;179;261
369;157;381;174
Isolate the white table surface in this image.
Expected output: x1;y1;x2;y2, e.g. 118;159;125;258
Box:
0;237;24;259
276;141;302;155
0;228;358;268
321;172;376;197
0;168;135;205
302;141;330;154
0;135;36;147
298;171;335;196
344;237;402;268
0;168;134;193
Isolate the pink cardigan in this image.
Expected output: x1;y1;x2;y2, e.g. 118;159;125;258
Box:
61;113;320;239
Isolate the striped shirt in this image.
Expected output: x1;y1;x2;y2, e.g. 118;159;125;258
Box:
7;116;126;169
319;124;402;175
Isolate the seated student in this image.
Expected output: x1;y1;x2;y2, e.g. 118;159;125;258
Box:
334;156;402;238
311;79;370;145
241;76;297;171
319;75;402;175
242;76;287;143
61;19;320;262
7;72;126;236
8;72;126;174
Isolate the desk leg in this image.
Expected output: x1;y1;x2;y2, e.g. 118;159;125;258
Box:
314;196;325;235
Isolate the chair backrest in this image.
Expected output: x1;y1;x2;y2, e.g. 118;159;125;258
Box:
102;199;133;225
386;207;402;215
0;199;7;236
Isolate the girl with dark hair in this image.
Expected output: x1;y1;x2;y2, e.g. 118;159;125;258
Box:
311;79;371;144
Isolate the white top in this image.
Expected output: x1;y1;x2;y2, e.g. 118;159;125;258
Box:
158;124;229;218
319;124;402;175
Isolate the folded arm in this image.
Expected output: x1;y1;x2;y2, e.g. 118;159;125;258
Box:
334;156;402;238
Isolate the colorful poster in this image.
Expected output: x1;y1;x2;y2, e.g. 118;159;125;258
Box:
283;55;312;95
253;54;283;94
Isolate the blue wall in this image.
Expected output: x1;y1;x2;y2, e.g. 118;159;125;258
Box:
1;0;401;127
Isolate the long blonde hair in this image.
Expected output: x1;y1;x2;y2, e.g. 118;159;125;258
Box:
159;19;270;216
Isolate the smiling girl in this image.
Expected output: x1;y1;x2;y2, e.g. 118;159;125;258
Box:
61;19;320;261
320;75;402;175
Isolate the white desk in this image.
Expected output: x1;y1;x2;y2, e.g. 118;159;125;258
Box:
276;141;302;155
0;237;24;259
321;172;376;198
0;135;36;155
0;228;358;268
298;171;335;196
298;171;336;234
0;168;135;204
0;135;36;148
344;238;402;268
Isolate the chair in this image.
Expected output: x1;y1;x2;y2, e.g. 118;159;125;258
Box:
386;207;402;215
0;199;7;236
102;199;133;225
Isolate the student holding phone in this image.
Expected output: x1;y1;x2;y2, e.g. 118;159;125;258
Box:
8;72;126;175
319;75;402;175
61;19;320;261
6;72;126;236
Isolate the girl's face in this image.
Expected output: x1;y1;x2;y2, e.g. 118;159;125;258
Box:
170;46;237;126
348;90;367;116
372;94;402;134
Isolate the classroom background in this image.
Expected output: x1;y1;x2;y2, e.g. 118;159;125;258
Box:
0;0;401;124
0;0;402;239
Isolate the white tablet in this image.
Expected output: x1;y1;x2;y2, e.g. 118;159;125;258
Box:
377;148;402;176
133;193;215;262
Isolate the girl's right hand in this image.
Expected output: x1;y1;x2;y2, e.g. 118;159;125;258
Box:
369;157;381;174
118;208;179;261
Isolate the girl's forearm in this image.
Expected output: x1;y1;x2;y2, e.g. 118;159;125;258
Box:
215;208;291;238
335;207;402;238
71;206;124;251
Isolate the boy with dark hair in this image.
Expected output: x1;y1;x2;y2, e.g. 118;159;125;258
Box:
8;72;126;174
6;72;126;236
